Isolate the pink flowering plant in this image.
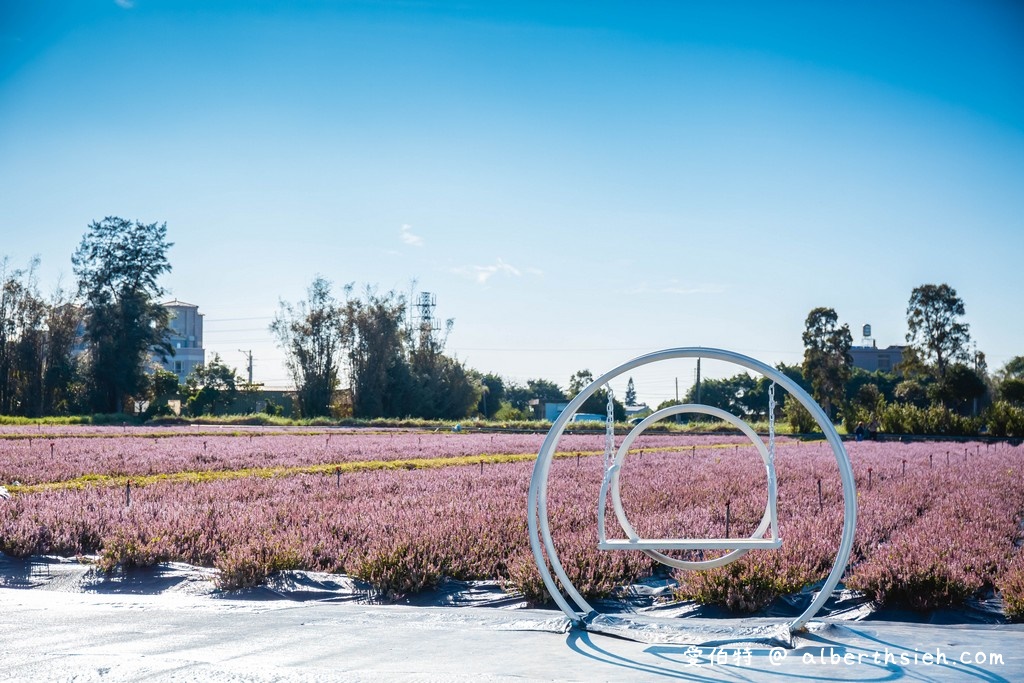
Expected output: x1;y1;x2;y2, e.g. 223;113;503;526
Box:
0;427;1021;618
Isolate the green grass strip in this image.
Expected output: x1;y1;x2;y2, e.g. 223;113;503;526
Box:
4;440;792;496
0;429;403;441
7;452;546;494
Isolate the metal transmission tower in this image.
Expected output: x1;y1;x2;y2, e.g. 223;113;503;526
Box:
415;292;439;333
411;291;446;353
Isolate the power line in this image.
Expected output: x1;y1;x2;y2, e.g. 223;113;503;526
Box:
204;327;272;333
204;316;274;322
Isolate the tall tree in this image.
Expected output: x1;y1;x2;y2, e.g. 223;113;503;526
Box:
0;257;47;416
995;356;1024;406
475;372;505;418
404;291;480;419
624;377;637;406
801;307;852;420
683;372;757;417
271;277;344;418
568;368;625;420
905;283;970;380
567;369;595;397
340;286;410;418
503;381;537;411
0;260;81;417
73;217;173;414
42;290;83;415
928;363;987;414
527;379;565;403
184;354;241;416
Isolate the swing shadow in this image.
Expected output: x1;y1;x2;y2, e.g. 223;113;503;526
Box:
565;628;732;682
564;622;1014;682
803;625;1014;683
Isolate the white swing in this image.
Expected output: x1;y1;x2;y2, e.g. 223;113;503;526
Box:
528;347;857;637
596;381;781;557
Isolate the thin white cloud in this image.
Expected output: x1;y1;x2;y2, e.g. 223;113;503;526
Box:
114;0;135;8
400;224;423;247
628;281;726;296
453;258;523;285
662;285;726;295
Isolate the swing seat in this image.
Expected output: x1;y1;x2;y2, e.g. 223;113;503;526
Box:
596;402;782;558
598;536;782;551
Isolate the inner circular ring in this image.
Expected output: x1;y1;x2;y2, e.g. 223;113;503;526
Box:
606;403;776;570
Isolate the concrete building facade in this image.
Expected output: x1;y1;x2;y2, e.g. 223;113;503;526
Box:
160;300;205;383
850;343;905;373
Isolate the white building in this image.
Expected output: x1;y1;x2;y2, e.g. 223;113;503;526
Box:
849;342;905;373
159;299;205;383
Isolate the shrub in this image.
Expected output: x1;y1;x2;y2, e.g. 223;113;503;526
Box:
880;403;981;436
784;400;817;434
984;402;1024;438
999;551;1024;621
352;542;445;598
674;557;781;613
847;552;980;611
97;530;171;571
215;541;302;590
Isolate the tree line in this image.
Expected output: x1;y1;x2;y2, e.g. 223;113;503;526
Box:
1;218;172;417
657;284;1024;437
270;278;482;419
0;216;624;421
2;217;1022;434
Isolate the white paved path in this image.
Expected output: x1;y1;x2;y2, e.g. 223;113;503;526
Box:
1;587;1021;682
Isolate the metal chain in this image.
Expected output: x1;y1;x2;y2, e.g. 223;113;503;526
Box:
604;385;616;470
768;382;776;462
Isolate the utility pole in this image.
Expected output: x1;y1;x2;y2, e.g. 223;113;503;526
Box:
696;357;702;404
972;343;979;417
239;349;254;384
675;377;680;422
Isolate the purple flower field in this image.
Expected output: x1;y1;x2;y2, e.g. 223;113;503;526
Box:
0;429;757;485
0;427;1021;619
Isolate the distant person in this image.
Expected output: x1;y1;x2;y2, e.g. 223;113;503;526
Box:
854;421;865;442
868;418;879;441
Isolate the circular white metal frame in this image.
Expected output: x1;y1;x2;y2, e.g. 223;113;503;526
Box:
527;347;857;633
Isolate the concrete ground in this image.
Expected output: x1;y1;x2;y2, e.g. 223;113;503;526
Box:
1;586;1021;682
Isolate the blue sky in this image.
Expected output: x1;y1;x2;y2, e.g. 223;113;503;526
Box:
2;1;1022;407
